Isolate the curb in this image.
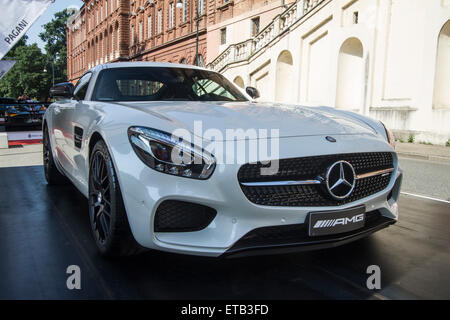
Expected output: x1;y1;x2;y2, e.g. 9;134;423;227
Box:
0;132;8;149
397;151;450;164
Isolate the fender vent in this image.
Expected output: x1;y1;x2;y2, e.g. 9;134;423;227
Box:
74;126;83;149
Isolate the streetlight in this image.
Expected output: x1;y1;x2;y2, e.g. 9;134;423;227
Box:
177;0;200;66
43;57;55;87
51;59;55;87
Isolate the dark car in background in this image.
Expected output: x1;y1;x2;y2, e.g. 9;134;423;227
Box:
0;98;15;118
0;98;49;127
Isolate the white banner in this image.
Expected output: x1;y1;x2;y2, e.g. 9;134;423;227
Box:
0;60;16;80
7;131;43;141
0;0;54;60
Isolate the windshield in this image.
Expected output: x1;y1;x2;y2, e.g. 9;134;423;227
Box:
92;67;248;102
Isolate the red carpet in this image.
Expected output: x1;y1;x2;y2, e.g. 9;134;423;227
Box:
8;139;42;146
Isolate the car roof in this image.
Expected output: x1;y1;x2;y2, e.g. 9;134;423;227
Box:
90;61;209;73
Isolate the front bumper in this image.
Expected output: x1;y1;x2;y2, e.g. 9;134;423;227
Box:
223;210;396;258
111;134;402;257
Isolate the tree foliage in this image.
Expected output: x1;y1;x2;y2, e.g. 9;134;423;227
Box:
39;9;71;84
0;9;71;100
0;42;51;100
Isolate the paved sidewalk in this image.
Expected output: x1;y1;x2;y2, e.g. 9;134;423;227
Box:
396;142;450;163
0;144;43;168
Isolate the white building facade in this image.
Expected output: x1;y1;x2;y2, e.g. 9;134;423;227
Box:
208;0;450;145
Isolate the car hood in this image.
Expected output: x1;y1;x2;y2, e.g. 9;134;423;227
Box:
111;101;378;141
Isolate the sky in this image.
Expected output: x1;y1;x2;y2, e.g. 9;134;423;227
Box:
25;0;83;51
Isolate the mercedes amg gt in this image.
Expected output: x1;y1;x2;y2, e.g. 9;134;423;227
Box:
43;62;402;257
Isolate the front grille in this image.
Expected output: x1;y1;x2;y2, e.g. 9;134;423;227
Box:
154;200;217;232
229;210;391;252
238;152;394;207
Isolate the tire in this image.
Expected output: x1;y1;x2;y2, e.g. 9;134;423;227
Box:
88;139;144;257
43;125;67;185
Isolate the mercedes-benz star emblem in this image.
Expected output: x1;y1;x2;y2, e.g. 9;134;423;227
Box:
325;161;356;200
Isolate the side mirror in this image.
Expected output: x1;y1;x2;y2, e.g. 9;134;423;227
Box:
245;86;260;99
49;82;74;99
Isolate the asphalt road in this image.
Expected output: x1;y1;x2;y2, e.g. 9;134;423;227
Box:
0;165;449;300
398;157;450;201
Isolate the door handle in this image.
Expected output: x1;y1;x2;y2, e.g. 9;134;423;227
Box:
54;106;61;114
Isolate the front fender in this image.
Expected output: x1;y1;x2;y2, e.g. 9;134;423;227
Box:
86;122;151;246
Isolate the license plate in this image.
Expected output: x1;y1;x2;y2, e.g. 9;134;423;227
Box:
308;206;365;237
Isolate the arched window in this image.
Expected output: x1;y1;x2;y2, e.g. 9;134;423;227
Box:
115;22;120;58
275;50;294;102
91;40;95;66
104;30;108;61
87;42;91;67
99;34;103;63
335;37;364;111
180;58;188;64
233;76;245;89
94;37;98;65
433;20;450;109
110;29;113;59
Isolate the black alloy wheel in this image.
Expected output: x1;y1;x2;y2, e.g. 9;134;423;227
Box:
88;140;144;257
43;129;50;172
89;150;112;245
43;125;67;185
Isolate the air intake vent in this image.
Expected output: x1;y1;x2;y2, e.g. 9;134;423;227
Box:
154;200;217;232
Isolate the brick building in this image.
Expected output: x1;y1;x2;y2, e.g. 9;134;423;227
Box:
127;0;207;65
66;6;87;82
66;0;285;83
67;0;131;83
67;0;210;83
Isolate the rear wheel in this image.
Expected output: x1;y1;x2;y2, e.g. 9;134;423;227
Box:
43;125;67;185
88;140;143;257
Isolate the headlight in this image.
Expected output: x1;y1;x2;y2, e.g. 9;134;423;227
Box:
128;126;216;179
381;122;395;149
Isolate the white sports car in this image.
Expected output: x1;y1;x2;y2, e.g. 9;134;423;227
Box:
44;62;402;257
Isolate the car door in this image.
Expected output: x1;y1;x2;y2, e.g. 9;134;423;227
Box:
67;72;99;191
52;97;77;177
56;72;93;184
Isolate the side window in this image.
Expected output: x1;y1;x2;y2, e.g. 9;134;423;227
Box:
73;73;93;100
